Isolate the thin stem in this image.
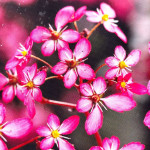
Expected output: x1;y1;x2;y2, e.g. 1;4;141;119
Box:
42;97;77;109
9;136;41;150
74;21;79;31
45;76;59;81
31;55;52;69
95;63;106;74
86;22;101;39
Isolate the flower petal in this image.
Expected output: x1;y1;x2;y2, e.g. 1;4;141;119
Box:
57;138;75;150
40;137;55;150
101;94;136;112
103;21;115;33
60;29;80;43
0;73;8;90
58;48;73;61
2;118;32;138
33;71;46;86
115;26;127;43
125;49;141;66
105;67;119;79
30;26;51;43
90;146;102;150
74;6;87;21
85;104;103;135
32;88;42;102
41;40;55;56
120;142;145;150
0;139;8;150
2;85;15;103
85;11;101;23
47;114;60;130
77;63;95;80
114;45;126;61
63;69;77;89
105;56;119;67
147;80;150;95
5;57;20;70
76;98;92;113
144;110;150;128
36;126;51;137
0;103;6;124
80;83;93;96
59;115;79;135
56;39;69;51
55;6;74;31
93;77;106;95
74;38;91;60
100;2;116;18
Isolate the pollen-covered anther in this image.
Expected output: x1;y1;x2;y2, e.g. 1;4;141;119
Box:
51;130;60;138
51;30;60;40
66;59;77;68
21;50;28;57
119;61;128;69
26;81;34;88
121;81;126;88
102;14;109;21
92;94;100;103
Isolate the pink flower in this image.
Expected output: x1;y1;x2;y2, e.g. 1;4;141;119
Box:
51;38;95;88
105;46;141;79
5;36;33;70
17;63;47;118
36;113;80;150
76;77;136;135
90;136;145;150
116;73;147;97
30;6;80;56
0;103;33;150
144;110;150;129
85;2;127;43
0;68;24;103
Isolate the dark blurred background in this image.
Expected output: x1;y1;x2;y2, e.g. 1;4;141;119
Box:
0;0;150;149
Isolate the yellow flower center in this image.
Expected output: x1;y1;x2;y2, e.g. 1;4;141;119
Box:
21;50;27;57
26;81;34;88
51;30;60;40
102;14;109;21
51;130;60;138
121;81;126;88
119;61;128;69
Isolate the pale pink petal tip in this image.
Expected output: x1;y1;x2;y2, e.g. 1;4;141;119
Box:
115;26;127;43
2;118;32;138
144;110;150;128
121;142;145;150
59;115;80;135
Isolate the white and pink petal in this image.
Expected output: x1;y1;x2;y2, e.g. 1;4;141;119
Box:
105;67;119;79
114;46;126;61
0;139;8;150
80;83;93;96
40;137;55;150
58;48;73;61
105;56;119;67
144;110;150;129
115;26;127;43
36;126;51;137
120;142;145;150
33;71;46;86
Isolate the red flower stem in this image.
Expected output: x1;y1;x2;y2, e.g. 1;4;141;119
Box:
86;22;101;39
42;97;77;109
74;21;79;31
9;136;41;150
84;112;103;147
31;55;52;69
95;63;106;73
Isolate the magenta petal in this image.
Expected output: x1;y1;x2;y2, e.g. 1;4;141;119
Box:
2;118;32;138
41;40;55;56
33;71;46;86
30;26;51;43
120;142;145;150
74;6;87;21
61;29;80;43
36;126;51;137
63;69;77;89
144;110;150;128
59;115;79;135
93;77;106;95
0;103;6;124
77;63;95;80
76;98;92;113
32;88;42;102
5;57;20;70
2;85;15;103
47;114;60;130
115;26;127;43
24;36;33;50
51;62;68;75
0;139;8;150
80;83;93;96
125;49;141;66
55;6;74;31
147;80;150;95
74;38;91;60
101;94;136;112
103;136;120;150
0;74;8;90
90;146;102;150
85;104;103;135
27;63;37;80
40;137;55;150
57;138;75;150
128;83;147;95
105;67;119;79
58;48;73;61
105;56;119;67
114;45;126;61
